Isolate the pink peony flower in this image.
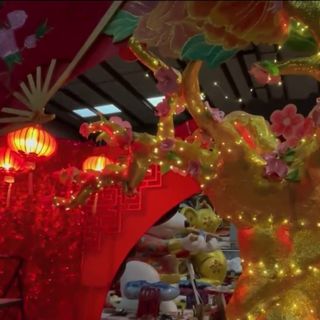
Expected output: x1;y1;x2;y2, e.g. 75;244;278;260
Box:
159;138;175;151
154;67;179;94
79;123;90;138
24;34;37;48
155;99;170;117
186;160;201;177
270;104;304;139
249;64;281;86
263;153;288;180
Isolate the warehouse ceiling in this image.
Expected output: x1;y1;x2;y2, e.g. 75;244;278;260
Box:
46;42;320;139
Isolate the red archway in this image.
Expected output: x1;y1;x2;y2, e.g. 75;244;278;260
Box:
75;167;200;320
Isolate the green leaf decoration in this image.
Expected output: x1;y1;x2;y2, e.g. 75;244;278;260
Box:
167;151;179;161
3;52;22;68
283;20;317;54
35;20;49;38
260;60;280;76
181;34;237;68
282;149;296;164
103;10;138;43
286;168;300;182
160;163;171;175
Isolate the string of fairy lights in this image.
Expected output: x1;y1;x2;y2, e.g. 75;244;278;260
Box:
144;59;284;107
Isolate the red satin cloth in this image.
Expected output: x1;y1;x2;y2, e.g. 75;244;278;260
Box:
0;138;200;320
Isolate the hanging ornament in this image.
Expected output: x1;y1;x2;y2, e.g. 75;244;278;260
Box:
0;147;24;208
7;125;57;195
82;155;112;214
82;155;111;173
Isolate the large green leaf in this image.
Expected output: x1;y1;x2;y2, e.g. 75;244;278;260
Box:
284;20;317;54
103;10;138;43
181;34;237;68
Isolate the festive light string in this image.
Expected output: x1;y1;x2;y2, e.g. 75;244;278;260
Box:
57;35;320;319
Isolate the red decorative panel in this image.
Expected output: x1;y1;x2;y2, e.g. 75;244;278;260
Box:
83;166;162;252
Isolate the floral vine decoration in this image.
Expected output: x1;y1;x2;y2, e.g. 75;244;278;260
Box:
265;100;320;182
0;10;50;68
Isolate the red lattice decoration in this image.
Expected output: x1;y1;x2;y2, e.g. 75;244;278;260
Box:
83;165;162;251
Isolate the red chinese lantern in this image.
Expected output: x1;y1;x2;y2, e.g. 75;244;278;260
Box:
82;155;111;172
82;155;112;214
7;125;57;158
0;148;24;208
7;125;57;195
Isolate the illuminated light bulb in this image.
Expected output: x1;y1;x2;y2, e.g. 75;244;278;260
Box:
317;222;320;227
200;92;206;100
154;148;159;154
176;160;182;165
259;261;264;267
213;81;218;86
248;269;253;275
200;184;205;188
277;81;282;86
179;147;184;151
145;73;149;78
283;219;288;224
238;98;243;103
227;148;232;153
263;270;268;275
297;22;301;26
268;217;273;223
274;59;277;63
278;45;282;50
250;88;253;92
276;303;280;307
227;215;231;219
159;161;163;165
300;221;305;226
275;264;279;269
238;215;243;220
252;216;257;221
225;95;229;100
205;176;211;181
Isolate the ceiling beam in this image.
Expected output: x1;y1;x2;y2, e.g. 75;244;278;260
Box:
221;63;246;109
77;74;146;126
59;88;99;115
236;51;258;98
274;45;289;100
100;61;154;111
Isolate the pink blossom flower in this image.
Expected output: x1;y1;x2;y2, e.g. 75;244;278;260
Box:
270;104;304;139
79;123;89;138
110;116;132;130
249;64;281;85
309;97;320;127
110;116;133;143
154;67;179;94
7;10;27;30
24;34;37;48
159;138;175;151
155;99;170;117
284;118;315;147
263;153;288;180
186;160;201;177
276;141;289;155
204;101;224;122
